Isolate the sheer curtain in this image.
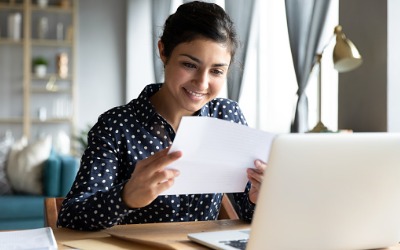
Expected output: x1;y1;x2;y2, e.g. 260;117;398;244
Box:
224;0;256;102
285;0;331;132
151;0;172;83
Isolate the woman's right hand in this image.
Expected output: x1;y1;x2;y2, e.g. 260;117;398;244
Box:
122;148;182;209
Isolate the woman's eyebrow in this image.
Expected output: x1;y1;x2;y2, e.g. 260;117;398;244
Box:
180;53;229;67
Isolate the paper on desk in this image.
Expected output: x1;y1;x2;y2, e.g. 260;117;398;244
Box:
161;116;276;195
0;227;57;250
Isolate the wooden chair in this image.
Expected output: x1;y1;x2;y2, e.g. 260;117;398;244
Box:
44;194;239;228
44;197;65;229
219;194;239;220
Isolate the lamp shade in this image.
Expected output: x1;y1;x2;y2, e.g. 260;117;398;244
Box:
333;25;362;72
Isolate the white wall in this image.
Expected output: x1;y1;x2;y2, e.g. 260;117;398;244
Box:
126;0;154;102
388;0;400;132
77;0;126;130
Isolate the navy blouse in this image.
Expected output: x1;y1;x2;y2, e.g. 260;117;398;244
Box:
58;83;256;231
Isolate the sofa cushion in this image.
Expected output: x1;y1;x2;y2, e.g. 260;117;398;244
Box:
0;218;44;230
43;149;62;197
7;136;52;195
0;195;44;220
0;133;14;195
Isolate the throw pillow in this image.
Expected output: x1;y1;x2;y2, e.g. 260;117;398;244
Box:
0;133;15;195
7;136;52;195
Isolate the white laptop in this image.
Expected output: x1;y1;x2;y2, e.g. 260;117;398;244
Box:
188;132;400;250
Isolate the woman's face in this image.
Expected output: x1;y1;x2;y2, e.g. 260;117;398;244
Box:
159;38;231;115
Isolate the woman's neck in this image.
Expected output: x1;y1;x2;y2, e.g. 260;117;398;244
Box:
150;87;192;132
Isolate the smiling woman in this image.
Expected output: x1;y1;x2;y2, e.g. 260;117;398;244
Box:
151;39;232;130
58;1;267;231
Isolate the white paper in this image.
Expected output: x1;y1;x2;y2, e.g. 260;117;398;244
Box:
162;116;276;195
0;227;57;250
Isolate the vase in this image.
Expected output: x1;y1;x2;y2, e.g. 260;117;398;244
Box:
34;65;47;77
37;0;49;8
7;13;21;41
38;17;48;39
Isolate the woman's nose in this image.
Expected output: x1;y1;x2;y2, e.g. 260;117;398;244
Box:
194;70;209;89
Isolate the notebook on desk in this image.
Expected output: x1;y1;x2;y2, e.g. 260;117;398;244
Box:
188;132;400;250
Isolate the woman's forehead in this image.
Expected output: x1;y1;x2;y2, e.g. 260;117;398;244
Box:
172;39;232;64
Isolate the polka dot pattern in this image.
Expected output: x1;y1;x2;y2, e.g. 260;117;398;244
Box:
58;83;255;231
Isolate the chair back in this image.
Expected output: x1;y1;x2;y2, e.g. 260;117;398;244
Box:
219;194;239;220
44;197;64;229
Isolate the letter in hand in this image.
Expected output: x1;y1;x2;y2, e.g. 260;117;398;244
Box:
122;148;182;208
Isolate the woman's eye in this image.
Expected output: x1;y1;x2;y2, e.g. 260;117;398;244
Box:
211;69;224;76
182;62;196;69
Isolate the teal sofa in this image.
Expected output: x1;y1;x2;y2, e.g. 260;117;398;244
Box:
0;150;79;230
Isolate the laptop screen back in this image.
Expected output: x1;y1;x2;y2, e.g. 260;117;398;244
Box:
247;132;400;250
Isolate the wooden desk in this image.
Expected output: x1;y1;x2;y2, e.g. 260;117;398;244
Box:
54;219;250;250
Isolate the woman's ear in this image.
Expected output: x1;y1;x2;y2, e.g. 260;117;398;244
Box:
158;40;167;65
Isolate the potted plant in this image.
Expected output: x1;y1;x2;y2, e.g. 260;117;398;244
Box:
32;57;48;77
73;124;92;157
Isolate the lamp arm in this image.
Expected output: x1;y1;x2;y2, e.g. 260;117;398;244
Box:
318;33;335;56
316;54;322;123
310;33;335;74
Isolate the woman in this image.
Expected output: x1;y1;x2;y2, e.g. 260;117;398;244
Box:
58;1;266;231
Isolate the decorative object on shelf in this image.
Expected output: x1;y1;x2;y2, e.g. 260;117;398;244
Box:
45;75;58;92
53;99;71;119
37;0;49;8
7;12;21;41
66;25;73;41
38;107;47;121
38;17;48;40
308;25;362;133
32;56;48;77
56;22;64;40
60;0;71;9
57;53;68;78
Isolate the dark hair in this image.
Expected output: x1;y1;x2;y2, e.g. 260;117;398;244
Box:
160;1;238;64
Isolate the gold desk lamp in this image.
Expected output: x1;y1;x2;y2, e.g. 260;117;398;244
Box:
308;25;363;133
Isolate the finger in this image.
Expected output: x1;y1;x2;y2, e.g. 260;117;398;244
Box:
155;177;176;193
153;169;181;193
254;159;267;171
247;168;264;184
154;169;180;184
139;149;182;173
138;148;169;167
248;175;262;191
152;150;182;172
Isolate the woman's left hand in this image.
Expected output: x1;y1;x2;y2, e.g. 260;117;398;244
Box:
247;159;268;204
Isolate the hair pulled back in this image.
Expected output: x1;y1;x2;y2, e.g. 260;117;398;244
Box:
160;1;238;64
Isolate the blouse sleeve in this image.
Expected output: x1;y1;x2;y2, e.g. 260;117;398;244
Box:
57;114;137;231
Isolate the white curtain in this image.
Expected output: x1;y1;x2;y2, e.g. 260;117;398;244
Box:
285;0;332;132
151;0;172;83
225;0;256;102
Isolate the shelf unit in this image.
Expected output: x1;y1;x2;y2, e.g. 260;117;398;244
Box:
0;0;77;146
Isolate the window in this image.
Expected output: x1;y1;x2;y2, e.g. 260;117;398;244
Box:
239;0;338;133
